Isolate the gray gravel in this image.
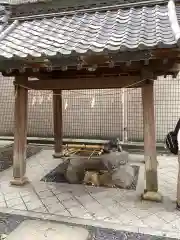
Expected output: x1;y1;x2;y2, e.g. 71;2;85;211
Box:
91;228;178;240
0;213;26;239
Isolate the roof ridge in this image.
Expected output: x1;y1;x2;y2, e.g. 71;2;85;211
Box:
7;0;168;5
10;0;169;21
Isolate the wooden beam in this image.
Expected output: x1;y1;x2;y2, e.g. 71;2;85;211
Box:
141;81;162;202
151;49;180;58
141;68;154;80
2;56;179;78
10;76;29;186
53;90;63;158
14;76;142;90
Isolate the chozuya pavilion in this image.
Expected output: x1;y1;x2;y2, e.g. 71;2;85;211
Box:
0;0;179;202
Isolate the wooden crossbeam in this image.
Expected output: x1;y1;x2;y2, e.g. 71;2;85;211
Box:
14;76;144;90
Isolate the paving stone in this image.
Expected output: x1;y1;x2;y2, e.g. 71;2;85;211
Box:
117;211;143;225
68;206;91;218
19;190;35;197
56;192;73;201
107;205;127;215
37;190;54;199
76;195;95;205
7;220;91;240
170;218;180;231
142;214;169;229
4;192;20;201
41;196;59;205
62;198;81;209
90;190;112;200
71;188;88;197
34;184;51;193
6;198;24;208
55;210;71;217
22;195;39;203
13;205;27;211
160;222;179;232
129;207;154;219
93;209;112;220
25;201;43;211
51;188;65;195
32;207;48;213
155;210;179;223
46;203;67;214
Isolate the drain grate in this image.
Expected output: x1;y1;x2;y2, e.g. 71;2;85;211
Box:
0;144;43;172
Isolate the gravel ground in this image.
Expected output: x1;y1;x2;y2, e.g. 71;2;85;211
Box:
0;213;26;239
91;227;178;240
0;144;42;172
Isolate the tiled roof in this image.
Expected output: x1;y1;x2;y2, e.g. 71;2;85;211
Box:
0;0;178;59
176;5;180;23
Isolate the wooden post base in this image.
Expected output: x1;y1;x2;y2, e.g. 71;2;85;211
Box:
10;177;29;186
145;167;158;192
53;152;64;158
141;191;162;202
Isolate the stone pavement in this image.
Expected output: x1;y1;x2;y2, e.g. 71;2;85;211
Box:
7;220;91;240
5;218;179;240
0;145;178;239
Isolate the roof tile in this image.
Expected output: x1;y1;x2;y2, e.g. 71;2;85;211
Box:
0;3;178;59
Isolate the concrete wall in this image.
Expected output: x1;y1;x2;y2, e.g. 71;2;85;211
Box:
0;74;179;142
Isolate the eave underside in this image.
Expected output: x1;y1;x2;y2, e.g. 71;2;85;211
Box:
2;48;180;77
4;55;180;91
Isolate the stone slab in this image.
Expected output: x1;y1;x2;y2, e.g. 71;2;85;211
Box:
7;220;91;240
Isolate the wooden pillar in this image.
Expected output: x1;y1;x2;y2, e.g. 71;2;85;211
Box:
10;77;29;186
53;89;63;158
141;81;162;202
122;88;128;142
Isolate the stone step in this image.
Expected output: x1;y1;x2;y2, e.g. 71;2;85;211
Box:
7;220;91;240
